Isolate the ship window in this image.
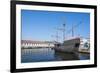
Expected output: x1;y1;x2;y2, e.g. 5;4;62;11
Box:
75;43;79;47
57;44;61;47
55;44;61;47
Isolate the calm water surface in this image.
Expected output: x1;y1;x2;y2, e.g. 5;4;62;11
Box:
21;48;90;63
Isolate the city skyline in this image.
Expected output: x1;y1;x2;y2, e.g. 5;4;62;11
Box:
21;9;90;42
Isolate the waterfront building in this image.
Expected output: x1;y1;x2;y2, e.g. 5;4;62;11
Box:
21;40;55;48
79;38;90;53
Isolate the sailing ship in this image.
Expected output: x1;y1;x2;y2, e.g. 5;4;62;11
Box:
54;21;81;53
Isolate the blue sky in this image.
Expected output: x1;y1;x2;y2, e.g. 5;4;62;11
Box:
21;9;90;42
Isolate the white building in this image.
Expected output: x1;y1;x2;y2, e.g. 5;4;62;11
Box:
79;38;90;50
21;40;55;48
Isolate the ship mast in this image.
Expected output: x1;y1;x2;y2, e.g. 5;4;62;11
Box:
52;17;66;42
58;17;66;42
63;23;66;42
71;21;82;37
51;28;60;42
72;23;74;37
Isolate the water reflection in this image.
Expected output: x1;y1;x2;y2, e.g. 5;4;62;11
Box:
21;48;90;63
54;51;79;61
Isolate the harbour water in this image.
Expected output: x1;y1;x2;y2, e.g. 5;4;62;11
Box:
21;48;90;63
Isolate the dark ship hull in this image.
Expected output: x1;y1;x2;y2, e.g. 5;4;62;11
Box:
55;37;80;53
